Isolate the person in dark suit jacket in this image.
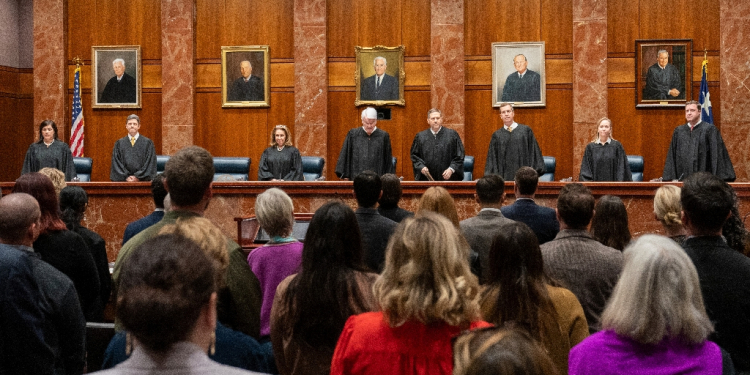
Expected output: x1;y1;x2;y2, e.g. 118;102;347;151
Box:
360;56;399;101
459;175;515;283
378;173;413;223
100;58;137;103
122;174;168;245
354;171;397;273
501;166;559;244
680;172;750;372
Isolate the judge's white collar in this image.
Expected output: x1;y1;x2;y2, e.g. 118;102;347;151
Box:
129;133;140;140
594;137;612;145
430;126;442;136
362;126;377;135
504;122;518;131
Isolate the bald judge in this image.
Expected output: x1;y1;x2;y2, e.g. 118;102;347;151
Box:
335;107;395;180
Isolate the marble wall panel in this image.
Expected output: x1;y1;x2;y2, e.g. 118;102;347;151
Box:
162;125;194;155
33;0;66;137
431;0;464;138
162;0;195;152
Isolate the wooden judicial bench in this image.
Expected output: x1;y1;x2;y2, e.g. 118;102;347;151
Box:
3;181;750;263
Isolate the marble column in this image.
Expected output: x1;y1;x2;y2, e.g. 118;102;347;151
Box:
571;0;607;180
720;0;750;181
161;0;195;155
431;0;465;139
33;0;66;141
293;0;328;160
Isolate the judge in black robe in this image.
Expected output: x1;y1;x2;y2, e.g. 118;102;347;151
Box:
579;119;632;182
663;123;735;182
335;107;395;180
100;72;137;103
410;109;465;181
110;135;157;181
484;116;545;180
22;120;77;181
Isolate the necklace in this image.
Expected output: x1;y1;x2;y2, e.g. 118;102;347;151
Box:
276;145;284;152
44;140;53;147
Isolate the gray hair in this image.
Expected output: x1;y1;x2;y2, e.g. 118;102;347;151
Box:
657;50;668;57
361;107;377;120
241;60;252;68
513;54;527;62
255;188;294;237
373;56;387;66
126;114;140;124
113;58;126;68
427;108;442;118
601;235;713;344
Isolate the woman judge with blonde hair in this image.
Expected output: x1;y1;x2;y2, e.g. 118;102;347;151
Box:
331;212;490;375
579;117;632;182
257;125;303;181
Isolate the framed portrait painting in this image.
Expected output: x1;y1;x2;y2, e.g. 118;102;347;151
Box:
492;42;546;108
222;45;270;108
635;39;692;108
92;45;141;109
355;45;405;106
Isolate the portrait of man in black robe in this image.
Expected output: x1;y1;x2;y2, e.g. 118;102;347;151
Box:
228;60;264;101
643;50;684;100
99;58;137;104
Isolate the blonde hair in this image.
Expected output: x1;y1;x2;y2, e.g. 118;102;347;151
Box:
158;217;229;288
601;235;713;344
654;185;682;228
592;117;614;142
268;125;293;147
375;211;480;327
38;167;67;196
255;188;294;237
417;187;460;228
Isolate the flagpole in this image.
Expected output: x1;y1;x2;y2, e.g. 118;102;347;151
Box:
71;56;85;157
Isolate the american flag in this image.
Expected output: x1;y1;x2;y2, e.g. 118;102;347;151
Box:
699;59;713;124
70;66;85;157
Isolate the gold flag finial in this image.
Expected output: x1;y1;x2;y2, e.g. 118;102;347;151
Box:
72;56;84;68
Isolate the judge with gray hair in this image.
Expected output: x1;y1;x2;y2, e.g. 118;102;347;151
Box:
335;107;395;180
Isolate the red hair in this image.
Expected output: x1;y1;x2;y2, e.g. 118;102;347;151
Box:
13;173;67;234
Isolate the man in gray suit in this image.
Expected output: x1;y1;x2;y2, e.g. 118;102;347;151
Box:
460;174;515;283
354;170;397;273
540;183;623;333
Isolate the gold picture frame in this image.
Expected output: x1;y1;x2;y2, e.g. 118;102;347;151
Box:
355;45;405;107
92;45;142;109
635;39;692;108
222;45;270;108
492;41;546;108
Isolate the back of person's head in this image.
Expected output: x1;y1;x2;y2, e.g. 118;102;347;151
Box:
13;173;66;234
556;183;594;229
38;167;66;196
255;188;294;238
476;175;505;204
378;173;403;208
681;172;733;233
654;185;682;228
151;174;168;209
353;170;381;207
59;186;88;229
375;211;479;327
117;234;215;353
284;200;368;348
514;166;539;196
487;222;544;284
590;195;631;251
163;146;214;207
602;235;713;345
453;326;559;375
0;193;41;244
722;187;750;255
158;217;229;289
417;186;460;227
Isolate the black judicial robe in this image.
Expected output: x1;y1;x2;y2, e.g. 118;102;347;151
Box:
21;140;78;181
100;73;137;103
484;124;545;181
662;122;735;182
335;127;394;179
228;75;263;101
257;146;304;181
643;63;684;100
579;140;632;182
110;136;157;181
410;127;465;181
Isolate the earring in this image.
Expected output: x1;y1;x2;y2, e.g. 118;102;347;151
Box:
125;332;133;356
209;332;216;355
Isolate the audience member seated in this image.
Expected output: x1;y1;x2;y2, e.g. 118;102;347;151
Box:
653;185;686;245
377;173;413;223
331;212;491;375
271;201;378;375
501;166;559;244
453;326;559;375
60;186;112;322
480;222;587;375
0;193;86;374
12;173;101;320
460;175;515;283
540;183;623;333
569;235;733;375
353;171;397;273
590;195;631;251
681;172;750;371
38;167;66;196
114;146;262;338
101;217;272;373
122;174;168;245
723;187;750;256
96;234;265;375
247;188;303;343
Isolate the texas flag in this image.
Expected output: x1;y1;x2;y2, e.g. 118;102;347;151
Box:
699;59;713;124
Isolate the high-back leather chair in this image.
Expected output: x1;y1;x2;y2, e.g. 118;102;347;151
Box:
539;156;556;182
463;156;474;181
627;155;644;182
301;156;325;181
156;155;169;175
213;157;251;181
73;157;93;181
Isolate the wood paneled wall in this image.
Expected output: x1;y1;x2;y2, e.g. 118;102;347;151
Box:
0;66;34;182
